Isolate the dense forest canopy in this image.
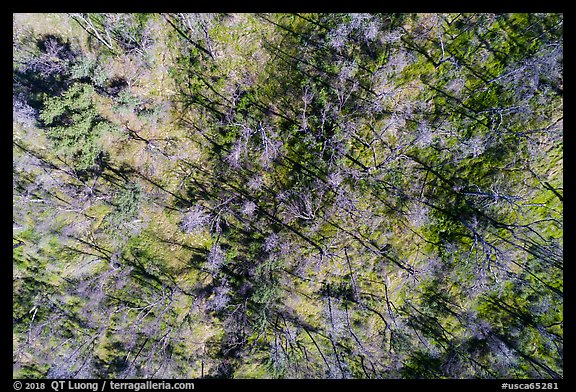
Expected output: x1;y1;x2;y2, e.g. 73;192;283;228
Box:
13;13;562;379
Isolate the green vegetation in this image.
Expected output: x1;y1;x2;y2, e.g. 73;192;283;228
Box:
13;13;562;379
